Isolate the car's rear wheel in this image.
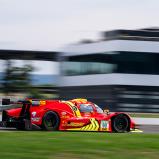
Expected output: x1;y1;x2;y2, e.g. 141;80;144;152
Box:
112;114;130;133
42;111;60;131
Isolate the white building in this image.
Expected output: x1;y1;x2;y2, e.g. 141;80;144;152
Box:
60;28;159;112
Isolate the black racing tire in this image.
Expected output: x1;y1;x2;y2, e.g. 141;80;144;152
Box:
112;114;130;133
42;111;60;131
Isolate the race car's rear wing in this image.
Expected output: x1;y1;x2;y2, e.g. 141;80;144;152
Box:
1;98;26;111
1;99;32;130
2;98;46;106
2;98;25;105
2;98;11;105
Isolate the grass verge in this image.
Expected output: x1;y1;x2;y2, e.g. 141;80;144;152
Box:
0;131;159;159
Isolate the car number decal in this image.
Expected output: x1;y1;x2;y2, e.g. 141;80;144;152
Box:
100;120;109;131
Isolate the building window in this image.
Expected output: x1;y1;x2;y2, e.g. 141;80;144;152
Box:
62;52;159;76
62;61;116;76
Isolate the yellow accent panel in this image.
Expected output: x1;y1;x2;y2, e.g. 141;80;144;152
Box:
71;98;87;103
40;100;46;105
67;118;99;131
65;101;81;117
131;129;143;133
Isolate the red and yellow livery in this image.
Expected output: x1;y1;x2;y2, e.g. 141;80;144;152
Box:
1;98;137;132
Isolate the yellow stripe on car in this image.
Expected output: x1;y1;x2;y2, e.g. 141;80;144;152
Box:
65;101;81;117
71;98;87;103
67;118;99;131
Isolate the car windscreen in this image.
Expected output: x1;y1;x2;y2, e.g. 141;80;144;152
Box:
79;104;94;113
94;104;104;114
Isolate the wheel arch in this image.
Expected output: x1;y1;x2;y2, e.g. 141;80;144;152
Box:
111;113;131;132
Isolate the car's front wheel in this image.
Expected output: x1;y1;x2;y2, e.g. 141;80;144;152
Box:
42;111;60;131
112;114;130;133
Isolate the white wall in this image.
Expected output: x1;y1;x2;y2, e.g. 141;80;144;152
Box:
62;40;159;56
59;73;159;87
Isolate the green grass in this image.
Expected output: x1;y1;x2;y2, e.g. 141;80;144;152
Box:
0;131;159;159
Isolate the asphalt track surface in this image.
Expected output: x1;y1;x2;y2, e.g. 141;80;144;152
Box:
138;125;159;133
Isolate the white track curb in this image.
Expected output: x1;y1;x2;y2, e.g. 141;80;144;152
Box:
133;117;159;125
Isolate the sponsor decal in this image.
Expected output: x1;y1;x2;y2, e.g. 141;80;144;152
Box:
83;112;91;116
31;117;40;122
63;122;85;127
30;100;46;106
61;112;70;119
61;115;70;119
32;112;37;117
61;112;67;116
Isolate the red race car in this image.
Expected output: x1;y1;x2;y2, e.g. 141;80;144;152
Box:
0;98;139;132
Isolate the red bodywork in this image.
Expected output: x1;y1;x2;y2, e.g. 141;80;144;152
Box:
3;98;135;132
